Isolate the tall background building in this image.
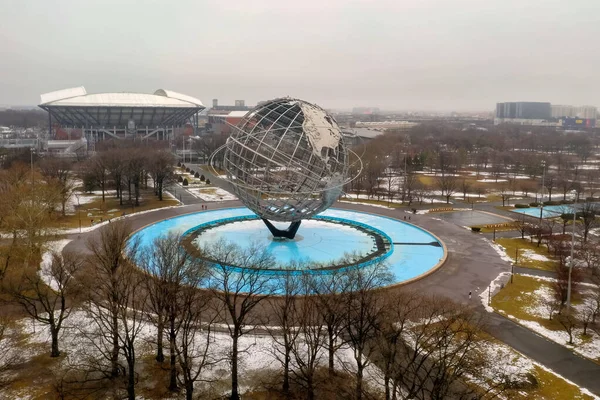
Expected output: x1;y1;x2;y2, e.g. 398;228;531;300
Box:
495;101;596;127
551;105;597;119
496;102;551;119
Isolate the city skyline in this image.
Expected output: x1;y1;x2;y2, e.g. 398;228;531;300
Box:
1;0;598;111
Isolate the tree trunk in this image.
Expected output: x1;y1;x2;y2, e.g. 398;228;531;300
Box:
134;181;140;207
356;362;364;400
328;334;335;376
101;179;105;202
283;350;290;398
231;331;240;400
50;326;60;357
185;381;193;400
111;310;120;378
384;373;391;400
158;180;163;201
169;320;178;391
156;317;165;362
127;351;136;400
307;376;315;400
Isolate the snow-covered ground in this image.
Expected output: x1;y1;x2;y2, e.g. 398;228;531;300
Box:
520;249;550;262
500;278;600;361
61;203;183;235
187;187;237;202
338;200;395;209
479;271;511;312
17;310;384;398
64;193;97;214
478;178;508;183
39;240;72;290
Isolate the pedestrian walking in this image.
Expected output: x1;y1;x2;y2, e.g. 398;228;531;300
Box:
469;291;472;300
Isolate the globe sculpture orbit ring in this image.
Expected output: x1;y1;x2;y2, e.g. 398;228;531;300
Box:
210;97;361;239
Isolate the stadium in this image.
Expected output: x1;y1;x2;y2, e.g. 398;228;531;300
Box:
38;87;205;146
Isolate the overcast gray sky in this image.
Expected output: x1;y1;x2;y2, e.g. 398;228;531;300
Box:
1;0;598;111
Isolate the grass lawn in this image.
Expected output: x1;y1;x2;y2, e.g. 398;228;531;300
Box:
522;365;596;400
492;274;583;331
495;238;558;271
51;189;179;230
417;175;435;186
470;224;516;233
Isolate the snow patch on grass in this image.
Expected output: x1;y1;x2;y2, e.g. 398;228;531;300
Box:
480;272;511;312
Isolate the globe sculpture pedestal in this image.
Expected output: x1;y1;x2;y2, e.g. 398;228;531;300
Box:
262;219;302;240
213;97;357;240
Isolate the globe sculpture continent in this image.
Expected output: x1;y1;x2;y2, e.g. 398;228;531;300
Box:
221;98;350;239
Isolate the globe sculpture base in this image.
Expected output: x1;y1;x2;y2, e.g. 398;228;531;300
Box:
262;219;302;240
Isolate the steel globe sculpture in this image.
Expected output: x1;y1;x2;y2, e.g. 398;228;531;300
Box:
213;98;359;239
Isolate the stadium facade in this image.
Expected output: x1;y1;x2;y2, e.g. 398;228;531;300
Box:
38;87;205;145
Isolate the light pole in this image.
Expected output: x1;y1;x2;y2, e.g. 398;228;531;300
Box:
30;147;35;184
539;161;546;221
566;203;577;311
75;193;82;234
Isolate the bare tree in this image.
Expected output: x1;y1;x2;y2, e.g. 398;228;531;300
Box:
39;157;74;216
557;310;578;345
459;178;472;201
0;318;24;390
374;291;424;400
204;240;276;400
543;297;562;321
174;276;221;400
435;175;458;204
310;269;350;377
265;269;302;398
343;263;393;400
579;299;596;336
290;278;327;400
141;232;207;391
148;149;175;201
8;250;82;357
402;173;418;205
84;221;139;379
85;155;108;202
580;202;599;243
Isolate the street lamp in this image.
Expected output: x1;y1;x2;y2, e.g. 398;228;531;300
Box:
30;147;35;184
74;193;82;234
566;198;577;311
539;161;546;221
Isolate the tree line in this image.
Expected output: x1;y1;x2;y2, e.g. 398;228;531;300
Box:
0;220;526;400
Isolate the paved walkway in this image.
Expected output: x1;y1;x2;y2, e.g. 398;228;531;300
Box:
166;184;202;205
63;199;600;395
487;312;600;395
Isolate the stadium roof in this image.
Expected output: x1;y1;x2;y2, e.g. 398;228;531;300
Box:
40;87;204;108
39;87;205;128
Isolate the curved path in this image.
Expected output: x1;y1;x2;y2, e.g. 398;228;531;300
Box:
63;200;600;395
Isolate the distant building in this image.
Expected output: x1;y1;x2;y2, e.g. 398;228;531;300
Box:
496;102;551;119
352;107;380;115
355;120;418;130
552;105;597;119
561;117;596;129
207;110;249;134
342;127;385;146
494;118;561;127
38;86;205;143
210;99;251;112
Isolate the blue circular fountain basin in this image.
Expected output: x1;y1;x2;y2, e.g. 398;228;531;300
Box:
130;207;445;287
